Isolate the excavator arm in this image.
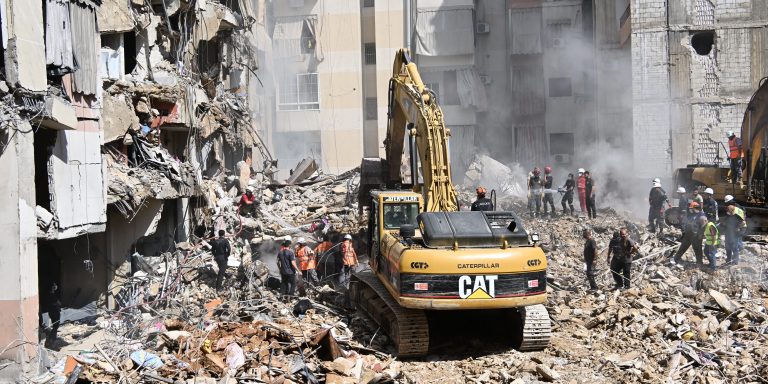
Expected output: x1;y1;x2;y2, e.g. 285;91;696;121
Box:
381;49;458;212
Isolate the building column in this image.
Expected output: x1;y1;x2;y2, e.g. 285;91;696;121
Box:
0;121;40;364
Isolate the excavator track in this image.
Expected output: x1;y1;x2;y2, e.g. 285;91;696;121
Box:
350;271;429;357
515;304;552;351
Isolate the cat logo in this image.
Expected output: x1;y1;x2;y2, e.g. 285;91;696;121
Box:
458;275;498;299
527;259;542;267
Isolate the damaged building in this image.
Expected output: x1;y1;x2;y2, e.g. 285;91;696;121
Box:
0;0;271;376
631;0;768;178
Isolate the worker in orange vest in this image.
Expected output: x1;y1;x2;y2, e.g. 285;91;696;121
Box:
314;234;335;279
295;237;318;286
727;130;743;184
339;234;358;288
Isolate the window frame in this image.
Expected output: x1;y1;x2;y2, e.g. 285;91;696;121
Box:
364;42;376;65
363;0;375;7
278;72;321;111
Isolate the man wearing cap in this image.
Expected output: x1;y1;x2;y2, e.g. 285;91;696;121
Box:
648;179;669;233
339;234;358;288
577;168;587;213
701;188;718;223
471;187;494;211
295;237;319;286
276;237;299;299
671;202;706;265
727;131;743;184
722;197;746;265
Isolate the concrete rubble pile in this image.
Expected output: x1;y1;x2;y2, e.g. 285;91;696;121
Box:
211;168;363;246
35;235;400;384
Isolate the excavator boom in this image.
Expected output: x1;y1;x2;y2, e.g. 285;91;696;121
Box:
382;49;457;212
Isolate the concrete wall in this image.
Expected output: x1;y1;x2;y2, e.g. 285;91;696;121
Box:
0;122;39;363
3;0;46;91
272;0;364;176
49;130;108;238
373;1;405;158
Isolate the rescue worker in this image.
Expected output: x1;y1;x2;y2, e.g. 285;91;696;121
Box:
671;202;706;265
210;230;231;291
648;179;669;233
701;216;719;272
607;228;637;290
582;229;598;290
727;130;743;184
561;173;575;215
238;187;258;216
585;171;597;219
691;187;704;206
722;203;746;265
577;168;587;213
676;187;689;229
676;187;689;210
542;166;556;216
295;237;319;286
314;234;335;278
471;187;494;211
276;237;299;299
339;234;358;288
528;168;543;217
701;187;718;223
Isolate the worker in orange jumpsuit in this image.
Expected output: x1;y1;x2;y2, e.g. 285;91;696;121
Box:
577;168;587;213
338;234;358;288
727;130;743;184
295;237;318;286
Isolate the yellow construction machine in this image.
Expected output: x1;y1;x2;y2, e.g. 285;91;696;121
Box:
352;49;551;357
675;77;768;229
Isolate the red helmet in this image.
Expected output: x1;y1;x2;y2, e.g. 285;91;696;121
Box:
476;187;487;195
544;166;552;174
689;201;700;209
533;167;541;176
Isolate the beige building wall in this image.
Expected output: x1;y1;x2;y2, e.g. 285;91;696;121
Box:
373;1;405;158
272;0;364;176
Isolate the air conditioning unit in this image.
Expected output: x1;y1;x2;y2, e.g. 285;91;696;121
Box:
551;38;564;48
476;22;490;34
553;154;572;164
479;75;492;85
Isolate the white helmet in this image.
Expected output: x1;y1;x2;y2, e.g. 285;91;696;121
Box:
284;235;292;242
724;195;734;203
578;168;585;174
297;237;306;244
246;186;254;192
676;187;686;194
652;182;661;188
344;234;352;240
727;130;735;137
703;187;714;195
653;178;661;184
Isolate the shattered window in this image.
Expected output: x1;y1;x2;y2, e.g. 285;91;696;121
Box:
383;203;419;229
279;73;320;111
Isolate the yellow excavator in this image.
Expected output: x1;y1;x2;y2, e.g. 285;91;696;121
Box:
352;49;551;357
674;77;768;229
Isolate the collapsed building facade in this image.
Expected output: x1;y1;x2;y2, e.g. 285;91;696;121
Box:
0;0;272;376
